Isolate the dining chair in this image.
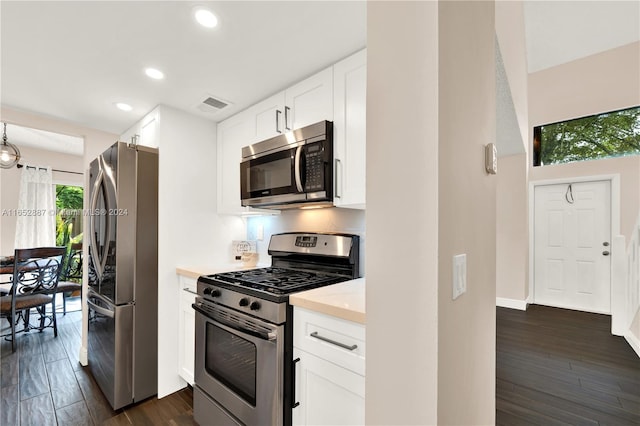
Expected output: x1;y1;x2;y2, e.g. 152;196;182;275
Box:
56;243;83;315
0;247;66;352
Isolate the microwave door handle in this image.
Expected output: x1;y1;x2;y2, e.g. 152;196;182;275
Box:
294;145;304;193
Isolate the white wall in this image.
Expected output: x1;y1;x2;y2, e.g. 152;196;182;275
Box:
495;0;529;151
437;1;496;424
494;0;531;307
367;1;496;424
143;105;246;398
366;1;439;423
496;153;528;304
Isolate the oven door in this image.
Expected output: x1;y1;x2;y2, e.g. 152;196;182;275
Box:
193;298;285;426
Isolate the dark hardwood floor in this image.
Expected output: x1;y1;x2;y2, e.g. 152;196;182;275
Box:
497;305;640;425
0;298;195;426
3;299;639;425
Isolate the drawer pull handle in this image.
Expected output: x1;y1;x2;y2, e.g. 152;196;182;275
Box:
310;331;357;351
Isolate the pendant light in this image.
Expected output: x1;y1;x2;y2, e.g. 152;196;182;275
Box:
0;123;21;169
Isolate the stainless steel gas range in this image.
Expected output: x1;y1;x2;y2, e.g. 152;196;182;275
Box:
192;232;360;426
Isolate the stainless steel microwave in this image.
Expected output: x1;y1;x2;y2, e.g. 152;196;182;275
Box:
240;121;334;209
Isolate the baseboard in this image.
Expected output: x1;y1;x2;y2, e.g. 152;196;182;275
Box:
496;297;528;311
625;331;640;358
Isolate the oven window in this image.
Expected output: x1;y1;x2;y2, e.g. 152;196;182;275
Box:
205;323;257;406
247;157;291;192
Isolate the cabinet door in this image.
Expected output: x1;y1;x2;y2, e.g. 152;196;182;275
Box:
333;49;366;209
293;348;365;426
216;111;256;215
285;67;333;131
178;276;197;385
254;92;286;142
139;110;159;148
120;108;159;148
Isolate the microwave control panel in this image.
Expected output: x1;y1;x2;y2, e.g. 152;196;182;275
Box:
305;142;325;191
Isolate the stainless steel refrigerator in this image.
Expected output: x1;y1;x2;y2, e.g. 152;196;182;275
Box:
87;141;158;410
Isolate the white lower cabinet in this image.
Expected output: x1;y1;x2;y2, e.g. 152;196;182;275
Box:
292;307;365;425
293;348;365;426
178;275;197;385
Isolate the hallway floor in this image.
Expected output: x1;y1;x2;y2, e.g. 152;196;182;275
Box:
497;305;640;425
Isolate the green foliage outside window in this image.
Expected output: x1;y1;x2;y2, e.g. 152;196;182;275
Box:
534;106;640;166
56;185;83;247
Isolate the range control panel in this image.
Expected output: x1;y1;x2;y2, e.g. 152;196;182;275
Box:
295;235;318;248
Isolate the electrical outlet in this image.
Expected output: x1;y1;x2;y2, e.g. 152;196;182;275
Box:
452;254;467;300
256;224;264;241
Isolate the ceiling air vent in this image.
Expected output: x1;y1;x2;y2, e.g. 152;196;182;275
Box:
196;95;231;114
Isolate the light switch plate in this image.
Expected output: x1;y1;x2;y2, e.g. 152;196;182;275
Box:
452;254;467;300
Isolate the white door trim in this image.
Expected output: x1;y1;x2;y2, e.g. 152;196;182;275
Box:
528;174;621;330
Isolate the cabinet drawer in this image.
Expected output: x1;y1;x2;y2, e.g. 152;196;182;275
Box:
179;275;198;295
294;307;365;375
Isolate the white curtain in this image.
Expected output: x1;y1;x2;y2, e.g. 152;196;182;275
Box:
14;166;57;249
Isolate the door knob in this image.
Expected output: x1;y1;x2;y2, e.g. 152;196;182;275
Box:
603;242;610;246
602;251;610;256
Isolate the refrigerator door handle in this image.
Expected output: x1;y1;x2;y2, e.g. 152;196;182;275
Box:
89;164;105;281
89;156;111;280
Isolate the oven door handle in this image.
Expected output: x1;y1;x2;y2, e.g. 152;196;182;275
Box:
192;303;277;341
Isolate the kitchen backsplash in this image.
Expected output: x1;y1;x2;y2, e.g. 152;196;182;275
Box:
246;208;366;276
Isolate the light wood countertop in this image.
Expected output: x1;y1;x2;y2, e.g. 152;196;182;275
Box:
289;278;366;324
175;263;265;279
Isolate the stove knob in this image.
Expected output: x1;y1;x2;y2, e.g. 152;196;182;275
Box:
250;301;261;311
203;287;212;296
239;298;249;307
211;289;221;298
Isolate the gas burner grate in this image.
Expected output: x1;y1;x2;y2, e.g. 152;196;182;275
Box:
214;267;343;295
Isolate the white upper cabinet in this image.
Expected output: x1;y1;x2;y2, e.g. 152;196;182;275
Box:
120;107;160;148
216;50;365;215
285;67;333;131
254;92;286;142
253;67;333;143
216;110;256;215
333;49;366;209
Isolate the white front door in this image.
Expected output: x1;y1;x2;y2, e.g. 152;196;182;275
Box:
534;180;611;314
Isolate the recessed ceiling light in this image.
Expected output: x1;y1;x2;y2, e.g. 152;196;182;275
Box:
145;68;164;80
115;103;133;112
195;9;218;28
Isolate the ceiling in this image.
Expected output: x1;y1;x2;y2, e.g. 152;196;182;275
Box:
0;1;367;136
1;1;638;155
3;123;83;156
523;1;639;74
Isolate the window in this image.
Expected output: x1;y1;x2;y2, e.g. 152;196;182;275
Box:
533;106;640;166
56;185;83;246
